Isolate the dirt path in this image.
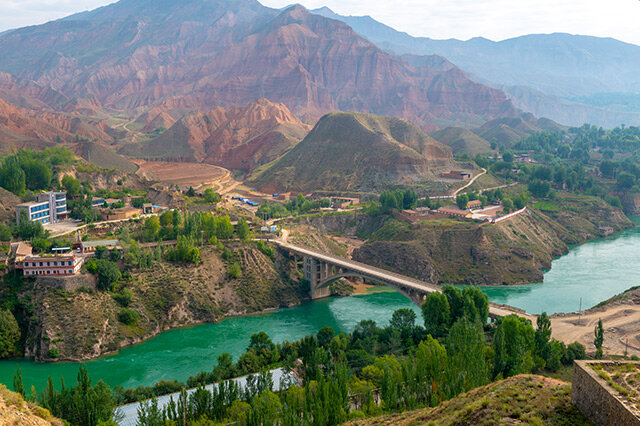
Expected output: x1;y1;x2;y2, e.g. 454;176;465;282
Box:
452;168;487;196
551;304;640;357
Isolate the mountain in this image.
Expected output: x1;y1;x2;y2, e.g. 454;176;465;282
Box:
431;127;493;156
313;7;640;127
473;114;567;147
0;98;118;150
249;112;453;192
0;0;517;128
120;99;310;170
77;141;139;173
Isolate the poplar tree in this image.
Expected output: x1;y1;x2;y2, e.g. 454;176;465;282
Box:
594;319;604;359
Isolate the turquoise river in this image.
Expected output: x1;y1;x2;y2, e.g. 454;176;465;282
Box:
1;217;640;392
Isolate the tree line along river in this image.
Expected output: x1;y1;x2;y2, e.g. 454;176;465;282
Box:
1;217;639;392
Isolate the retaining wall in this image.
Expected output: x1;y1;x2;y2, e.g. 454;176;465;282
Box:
572;360;640;425
36;273;96;291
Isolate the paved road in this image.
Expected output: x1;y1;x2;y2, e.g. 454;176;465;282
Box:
275;240;535;321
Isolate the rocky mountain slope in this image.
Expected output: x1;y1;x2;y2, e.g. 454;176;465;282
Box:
249;112;454;192
22;244;305;361
314;7;640;128
0;0;517;127
303;193;631;286
0;98;119;150
120;99;311;170
0;384;63;425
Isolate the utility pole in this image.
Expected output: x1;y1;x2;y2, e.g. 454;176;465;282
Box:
578;297;582;325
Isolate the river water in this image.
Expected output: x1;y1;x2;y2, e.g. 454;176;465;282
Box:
1;218;639;392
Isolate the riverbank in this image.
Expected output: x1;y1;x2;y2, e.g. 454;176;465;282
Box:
0;292;419;393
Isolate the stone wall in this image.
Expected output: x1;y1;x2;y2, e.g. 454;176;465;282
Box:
572;360;640;425
36;273;96;291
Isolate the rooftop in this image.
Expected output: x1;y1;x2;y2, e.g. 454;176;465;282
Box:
81;239;120;248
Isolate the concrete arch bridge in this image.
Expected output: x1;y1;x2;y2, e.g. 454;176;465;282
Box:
275;241;534;322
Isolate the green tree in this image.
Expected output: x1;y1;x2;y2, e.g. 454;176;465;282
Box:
143;216;161;242
422;292;450;338
236;218;251;241
456;193;469;210
0;158;26;195
493;315;535;378
13;367;25;397
446;318;488;394
204;188;221;204
86;259;121;291
617;172;636;189
594;319;604;359
389;308;416;331
534;312;552;367
0;309;21;359
61;175;81;197
118;308;139;326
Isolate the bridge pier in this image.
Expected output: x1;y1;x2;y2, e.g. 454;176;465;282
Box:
304;256;331;299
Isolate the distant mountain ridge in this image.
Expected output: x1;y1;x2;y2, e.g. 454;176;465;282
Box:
0;0;517;128
120;99;311;171
312;7;640;127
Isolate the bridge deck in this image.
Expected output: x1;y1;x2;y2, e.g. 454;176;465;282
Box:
276;241;535;321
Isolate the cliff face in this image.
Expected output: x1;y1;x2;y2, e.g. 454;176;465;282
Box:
250;111;454;192
120;99;311;170
23;245;304;362
305;194;633;286
0;1;517;127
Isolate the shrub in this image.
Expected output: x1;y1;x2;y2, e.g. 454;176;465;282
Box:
112;288;133;307
228;262;242;278
118;308;139;326
86;259;121;291
47;348;60;358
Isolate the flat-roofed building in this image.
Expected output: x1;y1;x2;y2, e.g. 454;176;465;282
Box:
440;171;472;180
77;239;122;255
15;191;67;225
22;254;83;276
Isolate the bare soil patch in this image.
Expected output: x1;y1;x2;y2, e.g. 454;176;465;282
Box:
134;160;229;187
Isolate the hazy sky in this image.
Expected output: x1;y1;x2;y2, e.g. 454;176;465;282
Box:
1;0;638;45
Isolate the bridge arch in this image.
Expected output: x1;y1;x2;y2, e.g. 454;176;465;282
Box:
317;272;427;305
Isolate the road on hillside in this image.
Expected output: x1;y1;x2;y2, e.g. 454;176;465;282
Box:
452;168;487;196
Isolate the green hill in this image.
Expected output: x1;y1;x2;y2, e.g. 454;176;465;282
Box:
473;114;566;148
431;126;493;156
249;112;453;192
78;141;138;173
349;375;591;425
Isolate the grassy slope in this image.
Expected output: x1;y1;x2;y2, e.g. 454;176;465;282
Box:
0;384;63;425
249;112;453;192
431;126;493;156
78;141;139;173
349;375;591;425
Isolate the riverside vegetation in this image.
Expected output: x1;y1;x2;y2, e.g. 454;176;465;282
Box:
11;286;588;425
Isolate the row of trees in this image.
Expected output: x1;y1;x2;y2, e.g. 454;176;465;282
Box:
0;148;75;196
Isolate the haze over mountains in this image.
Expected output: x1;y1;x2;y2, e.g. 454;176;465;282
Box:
0;0;634;189
314;7;640;128
0;0;515;126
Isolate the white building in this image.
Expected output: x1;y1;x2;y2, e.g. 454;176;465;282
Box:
15;191;68;225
